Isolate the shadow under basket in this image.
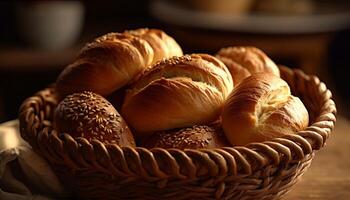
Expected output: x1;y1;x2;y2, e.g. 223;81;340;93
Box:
19;66;336;200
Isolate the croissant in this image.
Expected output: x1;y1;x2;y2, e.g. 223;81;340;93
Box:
122;54;233;135
56;29;183;98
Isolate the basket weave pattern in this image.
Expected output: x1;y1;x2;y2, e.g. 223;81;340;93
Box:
19;67;336;200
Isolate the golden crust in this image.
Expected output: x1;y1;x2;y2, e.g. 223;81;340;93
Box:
216;46;280;86
125;28;183;64
54;91;135;146
56;29;183;98
222;73;309;146
122;54;233;134
123;78;223;133
56;32;154;98
128;54;233;98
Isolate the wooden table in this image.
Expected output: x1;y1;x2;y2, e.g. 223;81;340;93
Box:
285;116;350;199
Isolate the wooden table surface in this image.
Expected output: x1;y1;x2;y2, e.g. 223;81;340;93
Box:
284;116;350;200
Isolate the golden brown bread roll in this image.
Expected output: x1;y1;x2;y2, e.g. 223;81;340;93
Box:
221;73;309;146
122;54;234;135
125;28;183;65
54;91;135;146
141;125;230;149
216;46;280;86
56;29;183;98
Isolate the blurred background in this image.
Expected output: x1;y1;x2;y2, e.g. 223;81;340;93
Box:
0;0;349;123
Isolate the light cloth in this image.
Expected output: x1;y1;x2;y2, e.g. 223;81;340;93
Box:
0;120;69;200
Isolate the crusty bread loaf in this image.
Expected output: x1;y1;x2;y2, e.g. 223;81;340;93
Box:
54;91;135;146
216;46;280;86
141;124;230;149
222;73;309;146
56;29;182;98
122;54;233;135
125;28;183;65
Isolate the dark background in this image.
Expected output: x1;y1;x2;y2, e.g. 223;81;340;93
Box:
0;0;349;123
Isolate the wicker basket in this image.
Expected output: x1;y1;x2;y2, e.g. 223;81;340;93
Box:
19;66;336;200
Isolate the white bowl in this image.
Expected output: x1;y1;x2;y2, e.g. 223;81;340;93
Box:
16;1;85;50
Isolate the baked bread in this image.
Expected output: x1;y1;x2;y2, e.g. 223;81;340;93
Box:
56;29;183;98
125;28;183;65
141;125;229;149
122;54;234;135
221;73;309;146
216;46;280;86
54;91;135;146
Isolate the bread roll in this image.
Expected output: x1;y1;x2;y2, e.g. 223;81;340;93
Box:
56;29;183;98
125;28;183;64
222;73;309;146
54;91;135;146
56;32;153;98
141;125;230;149
216;46;280;86
122;54;233;135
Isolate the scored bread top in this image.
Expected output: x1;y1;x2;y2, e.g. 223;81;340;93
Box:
125;28;183;64
216;46;280;86
122;54;233;134
126;54;233;101
222;73;309;146
56;29;183;99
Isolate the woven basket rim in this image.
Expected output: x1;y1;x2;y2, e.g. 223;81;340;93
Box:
18;66;336;179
